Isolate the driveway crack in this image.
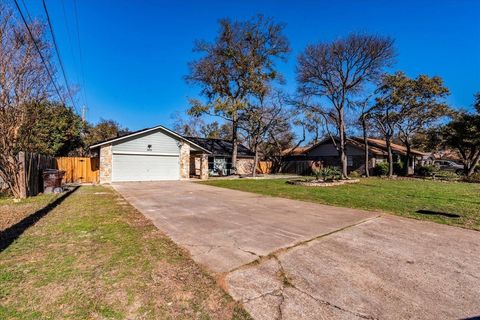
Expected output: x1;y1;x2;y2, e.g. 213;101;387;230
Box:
270;254;377;320
290;285;377;319
226;215;381;275
272;255;288;320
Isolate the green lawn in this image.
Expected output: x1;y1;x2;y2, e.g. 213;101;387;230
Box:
0;186;250;320
202;178;480;230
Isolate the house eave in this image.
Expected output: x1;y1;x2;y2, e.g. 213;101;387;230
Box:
88;125;211;154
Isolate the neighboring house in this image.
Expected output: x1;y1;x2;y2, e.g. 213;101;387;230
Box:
90;125;254;183
184;137;255;176
282;137;427;175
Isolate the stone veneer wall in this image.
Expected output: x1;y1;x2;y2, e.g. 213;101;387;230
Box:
179;142;190;180
200;154;209;180
236;158;255;175
99;144;112;184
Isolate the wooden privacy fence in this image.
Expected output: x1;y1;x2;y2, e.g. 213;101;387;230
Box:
19;152;56;197
55;157;99;183
257;161;272;174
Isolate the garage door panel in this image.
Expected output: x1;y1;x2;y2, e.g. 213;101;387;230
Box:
112;154;179;181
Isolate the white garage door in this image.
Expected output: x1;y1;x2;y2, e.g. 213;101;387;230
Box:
112;154;179;182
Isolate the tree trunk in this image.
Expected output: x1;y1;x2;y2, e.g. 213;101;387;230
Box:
466;151;480;177
405;141;412;176
339;113;348;179
386;136;394;177
253;143;259;178
361;116;370;177
0;152;26;199
231;117;238;175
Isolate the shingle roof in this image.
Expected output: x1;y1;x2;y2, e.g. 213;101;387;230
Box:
352;137;428;157
281;146;311;156
283;137;427;157
184;137;254;157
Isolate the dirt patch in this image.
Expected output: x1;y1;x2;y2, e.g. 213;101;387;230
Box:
0;194;57;231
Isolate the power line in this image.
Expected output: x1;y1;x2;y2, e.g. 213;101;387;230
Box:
73;0;89;110
12;0;65;105
42;0;79;113
19;0;33;23
61;0;88;110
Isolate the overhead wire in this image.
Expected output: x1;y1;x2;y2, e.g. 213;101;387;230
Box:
42;0;79;113
73;0;89;110
12;0;66;105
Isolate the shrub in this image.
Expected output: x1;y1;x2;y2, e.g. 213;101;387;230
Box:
435;170;459;180
316;166;342;181
330;167;342;180
393;161;404;175
312;167;322;180
349;170;362;178
416;165;438;177
374;162;389;176
463;172;480;183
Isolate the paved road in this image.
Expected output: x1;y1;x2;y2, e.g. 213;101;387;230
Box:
113;181;480;320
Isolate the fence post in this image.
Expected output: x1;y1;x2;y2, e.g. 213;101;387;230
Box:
18;151;27;198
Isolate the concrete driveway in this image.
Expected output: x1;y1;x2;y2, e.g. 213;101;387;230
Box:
113;181;480;320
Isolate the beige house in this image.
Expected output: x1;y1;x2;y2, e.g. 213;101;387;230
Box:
90;125;254;183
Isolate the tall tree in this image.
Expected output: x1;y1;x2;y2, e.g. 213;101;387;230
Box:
262;115;296;173
442;94;480;177
240;91;286;177
19;102;83;156
371;73;406;177
395;74;450;174
172;113;232;140
355;96;375;177
82;119;129;154
186;15;289;174
0;5;56;198
296;33;394;178
372;72;451;176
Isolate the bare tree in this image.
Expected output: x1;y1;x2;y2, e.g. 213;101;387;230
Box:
296;33;394;178
240;91;286;177
186;15;289;174
355;96;375;177
263;115;298;173
0;5;55;198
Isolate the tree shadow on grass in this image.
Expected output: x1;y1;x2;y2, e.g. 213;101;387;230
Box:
415;209;461;218
0;186;79;252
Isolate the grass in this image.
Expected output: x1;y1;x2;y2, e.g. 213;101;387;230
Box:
0;193;58;231
201;178;480;230
0;186;251;320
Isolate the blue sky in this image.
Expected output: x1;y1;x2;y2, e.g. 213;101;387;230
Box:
17;0;480;131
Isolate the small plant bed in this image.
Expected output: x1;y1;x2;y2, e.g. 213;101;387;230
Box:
287;178;360;187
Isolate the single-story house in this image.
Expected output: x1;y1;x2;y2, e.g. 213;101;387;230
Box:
89;125;254;183
282;137;427;175
184;137;255;177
